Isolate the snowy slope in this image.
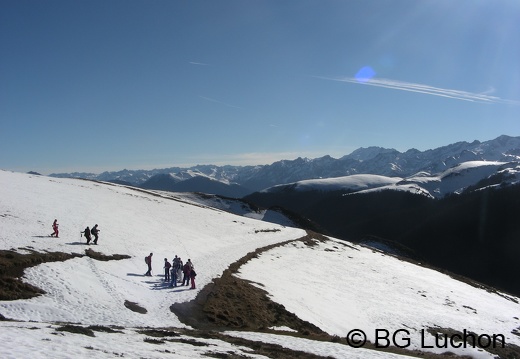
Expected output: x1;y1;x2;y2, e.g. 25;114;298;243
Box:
0;170;519;358
262;174;402;193
403;161;518;197
0;171;304;327
159;191;297;226
353;161;519;198
236;239;520;358
352;182;435;198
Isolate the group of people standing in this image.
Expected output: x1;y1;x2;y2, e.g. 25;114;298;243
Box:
146;254;197;289
82;224;100;245
168;256;196;289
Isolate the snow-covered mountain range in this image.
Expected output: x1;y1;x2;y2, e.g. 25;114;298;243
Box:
1;170;519;358
261;160;520;199
50;135;520;197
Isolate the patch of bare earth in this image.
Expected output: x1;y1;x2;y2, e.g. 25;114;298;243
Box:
170;232;326;335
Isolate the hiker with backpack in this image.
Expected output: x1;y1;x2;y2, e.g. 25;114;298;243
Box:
91;224;100;245
145;253;153;276
83;226;91;244
164;258;171;282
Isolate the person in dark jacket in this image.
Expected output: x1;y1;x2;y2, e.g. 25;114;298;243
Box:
163;258;171;282
170;256;180;287
91;224;100;244
145;253;153;276
83;226;91;244
182;262;191;286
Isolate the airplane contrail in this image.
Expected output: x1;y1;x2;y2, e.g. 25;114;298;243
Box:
189;61;211;66
198;96;242;109
317;76;519;105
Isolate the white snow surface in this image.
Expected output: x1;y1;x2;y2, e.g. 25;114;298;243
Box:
405;161;512;196
236;240;520;358
0;170;519;358
265;174;402;193
159;191;296;226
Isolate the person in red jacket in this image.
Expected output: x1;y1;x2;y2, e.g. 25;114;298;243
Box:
50;219;59;238
190;267;197;289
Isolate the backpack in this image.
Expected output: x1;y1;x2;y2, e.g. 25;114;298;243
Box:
145;256;149;264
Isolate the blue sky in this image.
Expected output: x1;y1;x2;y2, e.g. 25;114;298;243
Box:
2;0;520;174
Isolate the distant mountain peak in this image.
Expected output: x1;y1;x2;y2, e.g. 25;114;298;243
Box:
50;135;520;195
341;146;397;162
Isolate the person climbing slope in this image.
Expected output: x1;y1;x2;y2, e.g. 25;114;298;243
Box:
145;253;153;276
91;224;100;244
83;226;91;244
50;219;59;238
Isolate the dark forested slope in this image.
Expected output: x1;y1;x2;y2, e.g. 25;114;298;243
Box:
245;184;520;296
